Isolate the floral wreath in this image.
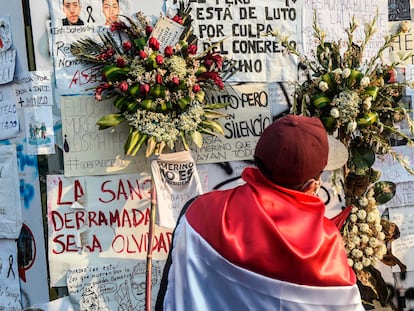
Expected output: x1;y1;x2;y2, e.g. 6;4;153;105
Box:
71;1;233;158
273;12;413;308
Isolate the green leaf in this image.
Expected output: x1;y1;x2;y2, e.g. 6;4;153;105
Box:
373;181;396;205
351;146;375;169
96;113;126;130
190;131;204;148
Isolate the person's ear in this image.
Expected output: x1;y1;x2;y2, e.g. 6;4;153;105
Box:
303;178;321;195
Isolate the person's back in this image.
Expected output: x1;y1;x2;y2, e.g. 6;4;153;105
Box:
156;115;364;310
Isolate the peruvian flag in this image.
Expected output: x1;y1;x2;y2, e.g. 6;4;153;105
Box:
158;168;364;310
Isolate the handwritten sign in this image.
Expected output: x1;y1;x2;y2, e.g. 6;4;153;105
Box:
151;151;203;228
0;144;22;239
194;83;272;164
47;174;172;286
14;71;56;155
389;205;414;272
151;15;185;52
67;261;164;310
0;240;21;310
0;84;19;140
166;0;302;82
61;95;149;176
303;0;388;62
373;145;414;184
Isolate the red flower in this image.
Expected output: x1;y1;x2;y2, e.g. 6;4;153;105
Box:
122;41;132;51
164;45;174;56
199;71;224;89
203;52;223;70
149;37;160;51
116;57;126;67
192;84;201;93
95;83;111;101
139;50;148;59
140;84;150;95
156;54;164;65
171;76;180;85
118;81;129;92
172;15;183;24
187;44;197;55
156;74;163;84
145;25;154;36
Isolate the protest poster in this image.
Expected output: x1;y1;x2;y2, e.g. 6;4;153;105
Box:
194;82;272;164
0;144;22;239
302;0;388;63
0;240;21;310
0;16;16;85
151;151;204;228
67;261;164;310
14;71;55;155
0;84;19;140
47;173;172;287
60;95;149;176
165;0;302;83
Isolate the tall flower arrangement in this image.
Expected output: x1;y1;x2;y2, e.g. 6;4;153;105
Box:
70;2;232;158
273;12;414;308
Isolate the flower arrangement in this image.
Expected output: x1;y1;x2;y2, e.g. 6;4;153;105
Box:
70;2;232;158
272;12;414;308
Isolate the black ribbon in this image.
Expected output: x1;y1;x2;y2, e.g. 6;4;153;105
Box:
7;255;15;278
86;6;95;23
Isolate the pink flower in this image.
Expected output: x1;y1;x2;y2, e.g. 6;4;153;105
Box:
140;84;150;95
172;15;183;24
156;54;164;65
116;57;126;67
164;45;174;56
156;74;163;84
122;41;132;51
171;76;180;85
139;50;148;59
187;44;197;55
192;84;201;93
149;37;160;51
118;81;129;92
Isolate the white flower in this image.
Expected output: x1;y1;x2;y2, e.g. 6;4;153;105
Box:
359;197;368;207
332;68;342;75
357;210;367;220
362;96;372;110
350;214;358;223
342;68;351;78
360;76;370;88
361;235;369;244
362;257;372;267
347;258;354;267
330;107;340;118
365;247;374;256
369;237;379;247
351;249;364;258
347;121;357;133
319;81;329;92
354;262;364;271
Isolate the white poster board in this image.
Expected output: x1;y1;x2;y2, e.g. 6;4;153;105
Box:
0;144;22;238
47;173;172;286
60;95;149;176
